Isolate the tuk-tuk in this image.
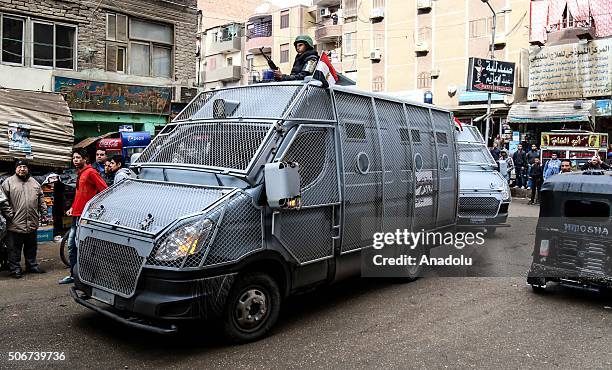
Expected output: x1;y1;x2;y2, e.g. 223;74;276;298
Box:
527;170;612;293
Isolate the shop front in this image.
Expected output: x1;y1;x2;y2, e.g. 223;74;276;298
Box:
54;77;172;143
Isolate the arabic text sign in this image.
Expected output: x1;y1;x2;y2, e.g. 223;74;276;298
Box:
54;77;172;115
467;57;515;95
528;38;612;101
540;133;608;149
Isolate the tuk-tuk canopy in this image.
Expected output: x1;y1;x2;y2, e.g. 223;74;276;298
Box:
542;171;612;196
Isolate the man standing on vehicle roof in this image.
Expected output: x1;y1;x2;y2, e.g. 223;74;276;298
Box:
59;149;108;285
274;35;319;82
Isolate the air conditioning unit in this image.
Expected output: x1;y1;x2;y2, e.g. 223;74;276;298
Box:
415;41;429;53
370;49;382;61
417;0;432;10
320;8;331;18
430;69;440;78
370;7;385;20
494;34;507;45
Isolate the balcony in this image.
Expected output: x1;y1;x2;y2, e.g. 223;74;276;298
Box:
246;18;273;54
206;37;242;56
315;24;342;41
205;65;242;83
314;0;341;6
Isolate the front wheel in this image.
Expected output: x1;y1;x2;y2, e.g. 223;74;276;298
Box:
59;230;70;268
221;272;281;343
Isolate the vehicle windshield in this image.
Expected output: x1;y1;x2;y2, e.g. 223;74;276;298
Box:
458;142;497;166
137;167;250;189
135;121;273;171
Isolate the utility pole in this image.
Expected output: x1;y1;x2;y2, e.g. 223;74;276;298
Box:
482;0;496;147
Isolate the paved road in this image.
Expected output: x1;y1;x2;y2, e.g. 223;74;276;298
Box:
1;199;610;369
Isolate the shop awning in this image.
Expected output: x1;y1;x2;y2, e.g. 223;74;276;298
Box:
507;100;594;123
73;132;115;149
0;88;74;168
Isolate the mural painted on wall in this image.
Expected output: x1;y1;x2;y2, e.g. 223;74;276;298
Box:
54;77;171;115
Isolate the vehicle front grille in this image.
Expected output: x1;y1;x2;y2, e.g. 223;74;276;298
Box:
458;197;500;217
78;237;144;297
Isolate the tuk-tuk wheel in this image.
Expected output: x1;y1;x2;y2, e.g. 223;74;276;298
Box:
485;227;496;236
222;272;281;343
528;277;548;294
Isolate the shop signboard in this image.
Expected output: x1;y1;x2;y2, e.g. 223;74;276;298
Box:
54;77;172;115
528;38;612;101
540;132;608;149
120;132;151;147
466;57;515;95
98;138;122;150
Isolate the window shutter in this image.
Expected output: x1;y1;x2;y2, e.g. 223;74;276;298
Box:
106;44;117;72
116;14;128;41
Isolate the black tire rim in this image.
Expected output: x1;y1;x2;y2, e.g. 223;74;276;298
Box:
233;286;269;333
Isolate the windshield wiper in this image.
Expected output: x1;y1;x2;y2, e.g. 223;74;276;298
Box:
214;173;223;187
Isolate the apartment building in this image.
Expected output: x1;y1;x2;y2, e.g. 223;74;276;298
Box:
0;0;198;140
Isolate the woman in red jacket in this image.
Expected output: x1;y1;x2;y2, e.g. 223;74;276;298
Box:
59;149;108;285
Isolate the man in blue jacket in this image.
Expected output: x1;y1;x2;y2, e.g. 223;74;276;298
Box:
543;152;561;180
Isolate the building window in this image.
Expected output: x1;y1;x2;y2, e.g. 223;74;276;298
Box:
1;15;24;65
372;76;384;92
280;10;289;29
417;26;431;42
469;17;492;39
32;21;76;69
417;72;431;89
106;14;173;78
344;0;357;18
280;43;289;63
106;13;127;41
344;32;356;55
373;0;385;8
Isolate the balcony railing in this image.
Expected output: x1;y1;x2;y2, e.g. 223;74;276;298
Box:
247;22;272;39
205;65;242;83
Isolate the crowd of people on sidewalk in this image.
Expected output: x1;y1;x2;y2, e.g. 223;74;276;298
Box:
0;148;133;280
492;142;610;205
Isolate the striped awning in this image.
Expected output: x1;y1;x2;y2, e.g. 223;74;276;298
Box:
507;100;594;123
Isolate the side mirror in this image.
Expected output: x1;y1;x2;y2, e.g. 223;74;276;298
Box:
264;162;301;209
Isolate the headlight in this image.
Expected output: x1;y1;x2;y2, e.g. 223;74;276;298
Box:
154;218;213;262
501;190;510;200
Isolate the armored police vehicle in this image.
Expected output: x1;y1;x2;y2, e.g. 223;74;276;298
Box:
456;125;510;233
71;82;458;342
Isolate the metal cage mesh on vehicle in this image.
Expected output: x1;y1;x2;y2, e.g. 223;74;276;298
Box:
136;122;272;171
458;197;500;217
174;85;302;121
281;126;339;207
286;86;335;121
78;237;144;297
274;207;334;264
83;180;227;232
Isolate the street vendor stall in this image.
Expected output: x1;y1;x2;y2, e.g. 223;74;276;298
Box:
540;131;608;169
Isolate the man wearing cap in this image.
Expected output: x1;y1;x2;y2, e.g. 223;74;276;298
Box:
274;35;319;81
0;160;47;278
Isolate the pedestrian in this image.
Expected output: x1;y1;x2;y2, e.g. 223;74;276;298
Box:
109;155;131;185
498;149;514;184
0;191;9;272
0;160;47;278
102;159;114;186
274;35;319;81
560;159;572;173
512;144;528;188
580;155;610;171
528;158;544;205
526;144;540;190
92;148;107;175
543;152;562;180
490;142;501;161
58;149;108;285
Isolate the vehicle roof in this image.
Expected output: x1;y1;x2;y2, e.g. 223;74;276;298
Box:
541;171;612;195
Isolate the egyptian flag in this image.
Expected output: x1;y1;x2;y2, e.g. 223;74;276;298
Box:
453;117;463;131
313;53;339;88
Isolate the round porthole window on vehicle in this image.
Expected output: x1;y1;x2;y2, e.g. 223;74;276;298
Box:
414;153;423;171
356;152;370;174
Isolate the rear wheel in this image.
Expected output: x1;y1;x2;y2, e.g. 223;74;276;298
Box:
221;272;281;343
528;276;547;294
486;227;497;236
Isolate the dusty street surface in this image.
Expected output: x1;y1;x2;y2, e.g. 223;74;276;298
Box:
1;199;610;369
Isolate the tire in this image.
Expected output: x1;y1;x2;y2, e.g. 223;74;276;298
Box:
527;276;547;294
486;227;497;236
221;272;281;343
59;230;70;268
398;245;428;282
531;284;547;294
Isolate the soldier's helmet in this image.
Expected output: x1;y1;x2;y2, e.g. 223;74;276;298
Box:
294;35;314;49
